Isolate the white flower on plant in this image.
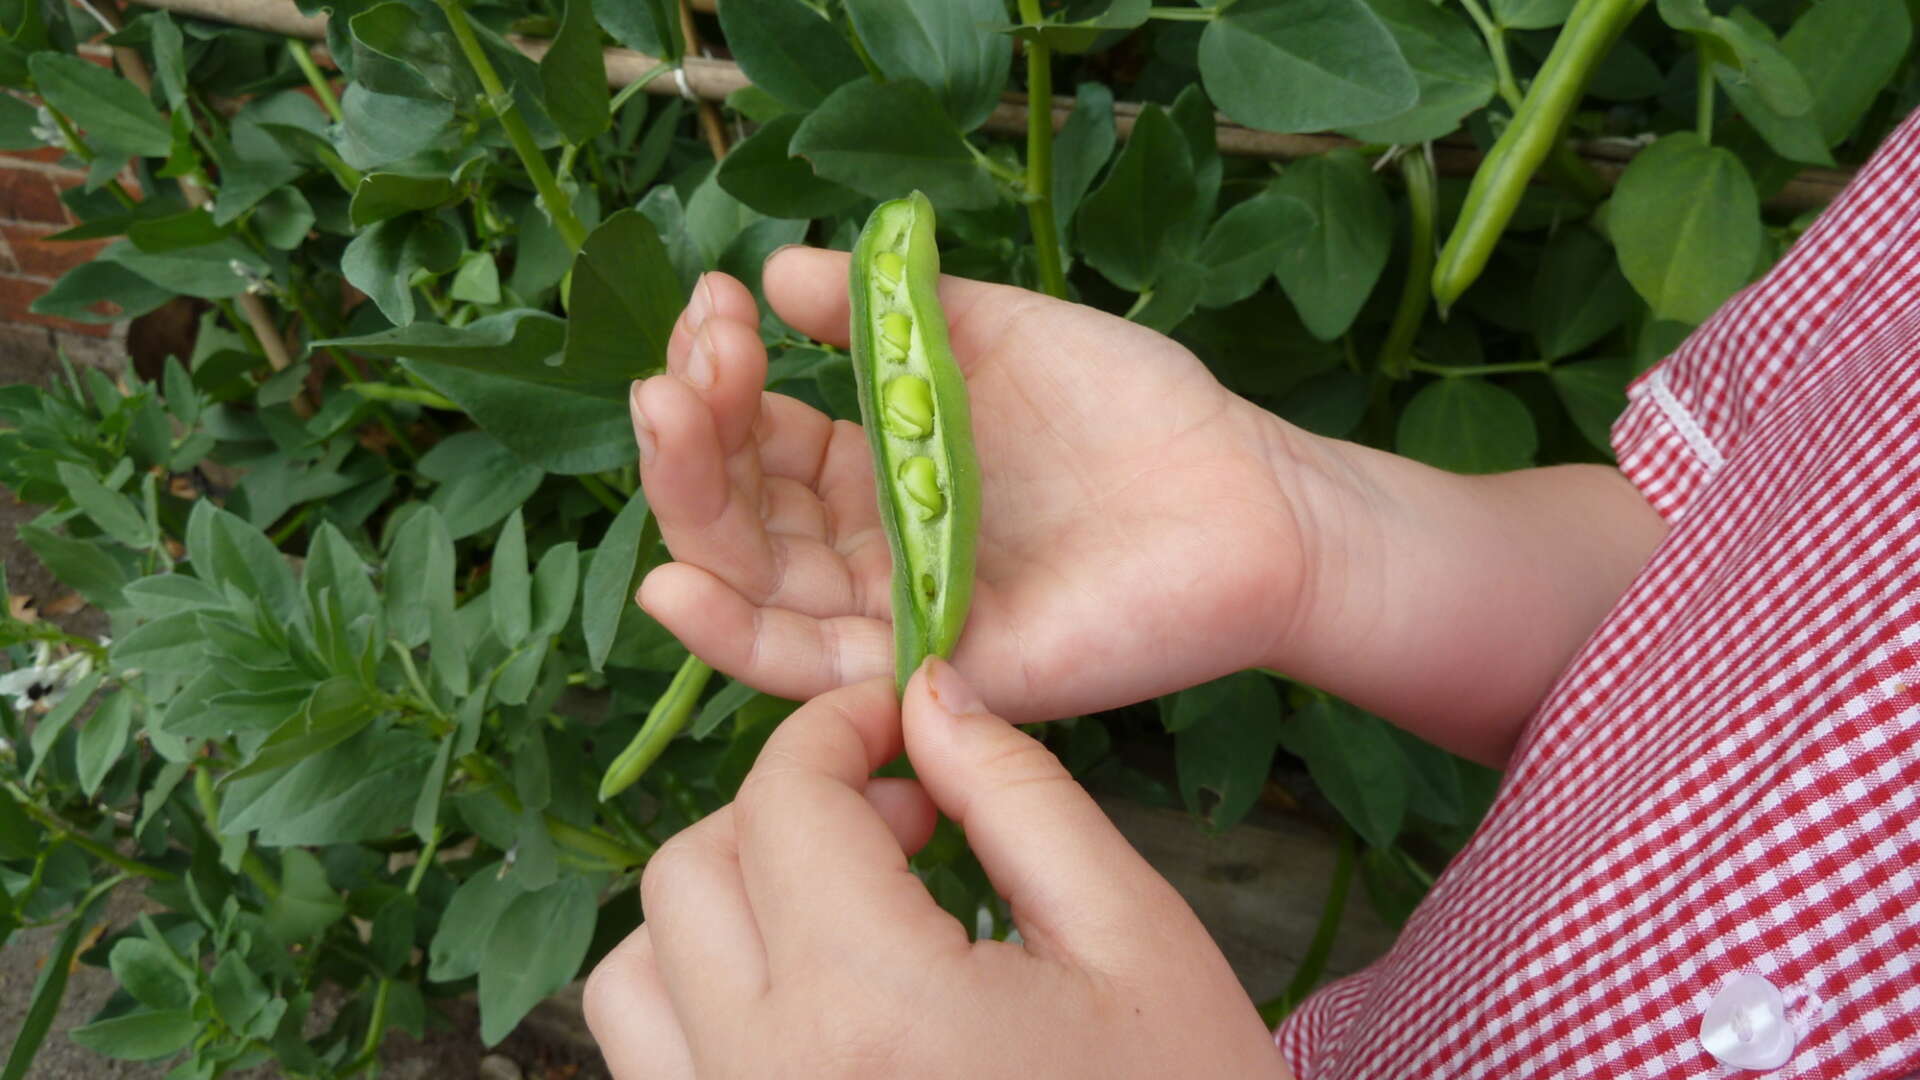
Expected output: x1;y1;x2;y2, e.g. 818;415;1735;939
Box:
30;104;63;151
228;259;272;296
0;641;94;713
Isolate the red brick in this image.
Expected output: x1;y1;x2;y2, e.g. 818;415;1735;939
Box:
0;168;71;225
0;273;117;337
0;223;107;279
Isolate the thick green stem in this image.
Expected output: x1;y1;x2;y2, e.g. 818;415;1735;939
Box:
1017;0;1067;299
287;39;344;125
4;782;177;883
1457;0;1523;109
1696;48;1715;143
434;0;588;253
1146;5;1216;19
1409;358;1550;376
1378;148;1436;381
1258;825;1355;1026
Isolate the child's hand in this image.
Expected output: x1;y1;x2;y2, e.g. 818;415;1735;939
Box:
631;248;1321;722
582;660;1289;1079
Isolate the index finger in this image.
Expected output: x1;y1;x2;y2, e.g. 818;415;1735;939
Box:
731;678;965;976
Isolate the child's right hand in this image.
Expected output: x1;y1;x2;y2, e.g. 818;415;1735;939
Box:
629;247;1330;723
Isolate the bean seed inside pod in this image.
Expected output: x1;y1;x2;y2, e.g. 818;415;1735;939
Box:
875;251;905;288
898;456;945;520
883;375;935;439
880;312;912;361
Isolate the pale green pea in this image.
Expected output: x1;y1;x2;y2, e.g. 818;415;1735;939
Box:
883;375;935;439
880;311;912;360
875;251;905;287
898;456;944;520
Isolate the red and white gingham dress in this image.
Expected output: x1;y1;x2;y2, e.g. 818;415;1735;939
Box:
1276;111;1920;1078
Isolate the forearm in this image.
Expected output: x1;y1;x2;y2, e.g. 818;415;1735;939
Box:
1271;425;1668;767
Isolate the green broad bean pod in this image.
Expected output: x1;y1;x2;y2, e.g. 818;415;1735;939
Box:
1431;0;1652;311
848;191;982;691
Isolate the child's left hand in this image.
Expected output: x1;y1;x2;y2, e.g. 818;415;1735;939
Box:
583;659;1289;1078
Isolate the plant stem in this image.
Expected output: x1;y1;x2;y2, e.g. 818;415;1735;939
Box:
677;0;731;159
1377;147;1436;381
1458;0;1523;109
1409;358;1550;377
434;0;588;253
287;39;345;125
1258;825;1355;1026
1696;48;1715;143
3;782;177;882
1017;0;1067;299
576;473;627;516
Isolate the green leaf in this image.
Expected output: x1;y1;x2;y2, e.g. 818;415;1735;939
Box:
594;0;681;58
530;541;581;641
199;504;299;619
0;92;40;150
420;431;546;541
478;877;597;1045
1709;15;1812;119
1550;357;1633;455
369;893;418;976
2;888;107;1080
491;508;532;648
427;859;520;981
304;523;382;635
1396;377;1538;473
386;504;454;649
1490;0;1576;29
126;208;228;253
789;79;999;211
68;1009;198;1062
718;0;867;110
342;214;462;326
111;611;206;675
582;489;654;671
1198;189;1316;308
1172;671;1283;831
843;0;1012;132
55;462;151;549
28;52;171;158
564;210;684;382
103;238;270;300
1276;370;1370;438
691;678;763;740
1278;699;1408;849
1778;0;1907;149
109;938;193;1011
449;251;501;304
252;187;317;250
350;173;456;226
1198;0;1418;134
31;261;174;324
1531;225;1637;361
75;691;134;797
1273;149;1392;341
227;678;377;782
24;671;100;786
1075;103;1197;291
413;735;453;841
320;311;589;391
996;0;1151;53
349;1;477;102
403;358;631;473
224;729;433;846
0;789;38;859
1342;0;1497;144
18;525;128;609
1052;82;1117;238
1611;132;1761;325
264;847;345;943
542;0;610;145
715;113;863;220
337;83;456;171
207;952;270;1031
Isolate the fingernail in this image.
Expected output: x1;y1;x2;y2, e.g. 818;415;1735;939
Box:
763;243;804;270
684;325;716;390
683;273;714;331
629;380;657;465
924;657;987;717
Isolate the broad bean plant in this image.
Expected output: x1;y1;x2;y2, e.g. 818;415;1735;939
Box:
0;0;1911;1074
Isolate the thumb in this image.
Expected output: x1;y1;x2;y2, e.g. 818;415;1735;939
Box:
903;658;1187;965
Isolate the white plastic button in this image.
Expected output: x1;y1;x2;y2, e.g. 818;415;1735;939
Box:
1700;973;1795;1071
